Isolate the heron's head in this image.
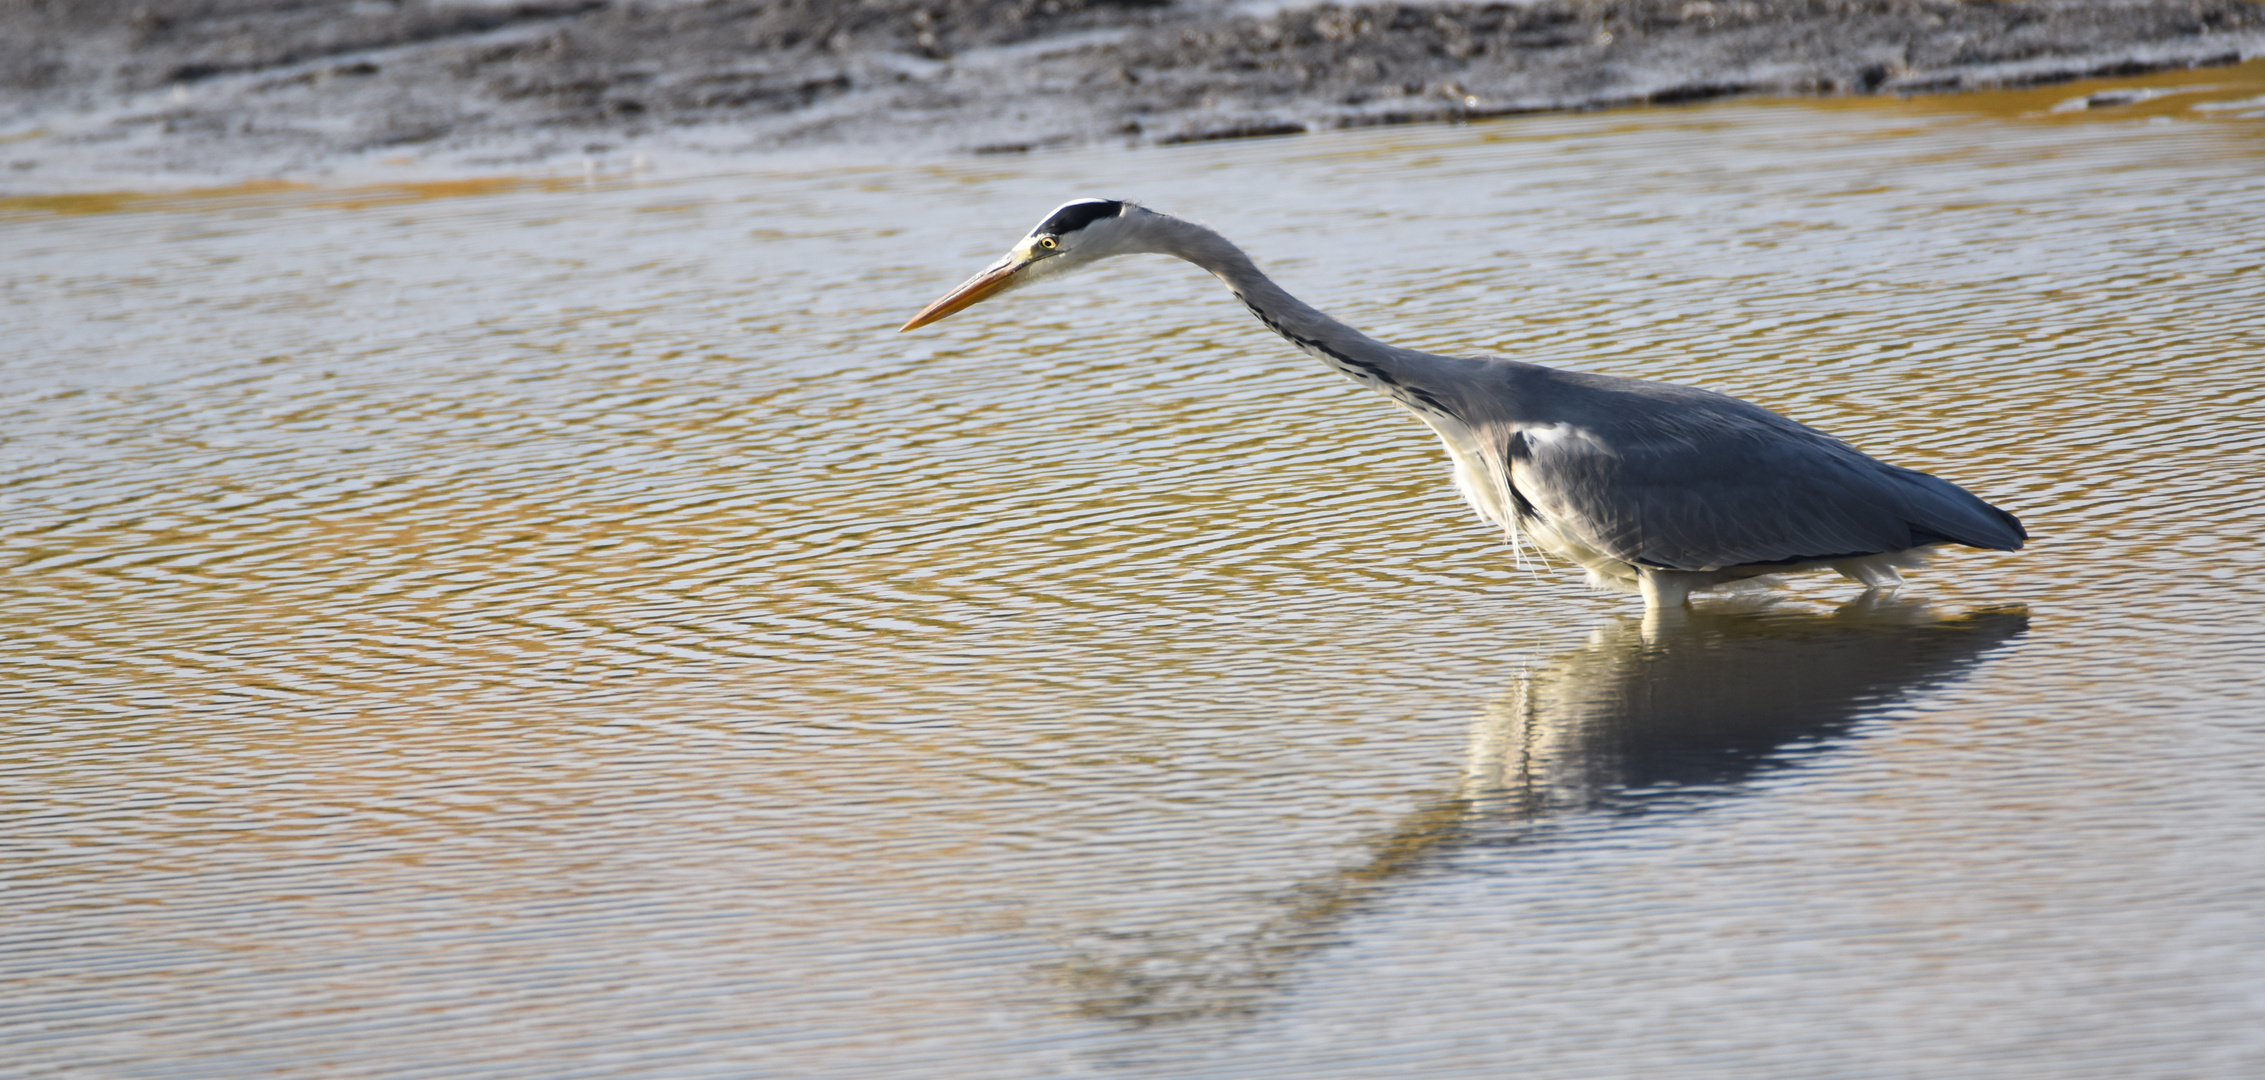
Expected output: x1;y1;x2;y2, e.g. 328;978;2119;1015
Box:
899;198;1141;331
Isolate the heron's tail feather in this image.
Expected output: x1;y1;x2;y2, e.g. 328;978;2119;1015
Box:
1891;468;2026;552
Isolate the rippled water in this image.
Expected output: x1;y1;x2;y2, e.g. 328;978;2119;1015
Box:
6;63;2265;1079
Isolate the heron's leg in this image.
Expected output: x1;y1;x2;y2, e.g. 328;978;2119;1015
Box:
1637;569;1695;610
1831;555;1906;590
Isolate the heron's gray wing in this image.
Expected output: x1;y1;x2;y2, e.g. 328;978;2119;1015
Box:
1502;384;2024;571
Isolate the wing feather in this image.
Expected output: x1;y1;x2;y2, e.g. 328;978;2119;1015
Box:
1499;375;2023;572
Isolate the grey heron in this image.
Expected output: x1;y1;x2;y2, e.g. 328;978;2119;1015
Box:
901;199;2026;610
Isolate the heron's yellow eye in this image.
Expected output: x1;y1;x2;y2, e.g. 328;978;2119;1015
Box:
1038;237;1057;249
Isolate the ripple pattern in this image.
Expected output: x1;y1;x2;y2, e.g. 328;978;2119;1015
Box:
5;64;2265;1080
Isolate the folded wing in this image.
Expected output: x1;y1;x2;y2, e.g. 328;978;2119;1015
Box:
1503;378;2025;572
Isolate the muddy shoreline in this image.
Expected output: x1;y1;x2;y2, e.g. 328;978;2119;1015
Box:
4;0;2262;190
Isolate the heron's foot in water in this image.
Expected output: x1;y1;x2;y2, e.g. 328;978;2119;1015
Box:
1834;589;1936;623
1637;568;1712;610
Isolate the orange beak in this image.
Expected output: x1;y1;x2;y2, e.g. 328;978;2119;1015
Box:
899;258;1023;332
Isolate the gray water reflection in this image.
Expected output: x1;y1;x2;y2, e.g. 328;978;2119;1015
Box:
1069;601;2029;1028
1466;600;2032;818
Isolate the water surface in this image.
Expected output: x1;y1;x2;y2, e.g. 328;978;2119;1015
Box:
6;64;2265;1079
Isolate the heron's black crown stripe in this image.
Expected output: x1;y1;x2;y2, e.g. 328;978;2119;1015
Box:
1036;200;1124;236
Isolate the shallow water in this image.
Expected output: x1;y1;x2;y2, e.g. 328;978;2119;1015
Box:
6;64;2265;1079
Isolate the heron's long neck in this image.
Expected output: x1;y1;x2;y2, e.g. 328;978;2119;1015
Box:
1136;217;1453;416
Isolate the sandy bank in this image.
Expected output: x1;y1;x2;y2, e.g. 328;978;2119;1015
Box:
3;0;2262;190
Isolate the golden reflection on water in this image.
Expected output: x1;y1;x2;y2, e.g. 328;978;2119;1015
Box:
5;60;2265;1080
1804;53;2265;123
0;175;602;219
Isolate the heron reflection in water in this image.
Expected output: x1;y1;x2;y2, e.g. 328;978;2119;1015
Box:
1063;599;2031;1026
904;201;2026;609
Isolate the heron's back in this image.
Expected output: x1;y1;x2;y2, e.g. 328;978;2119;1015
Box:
1443;360;2026;573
